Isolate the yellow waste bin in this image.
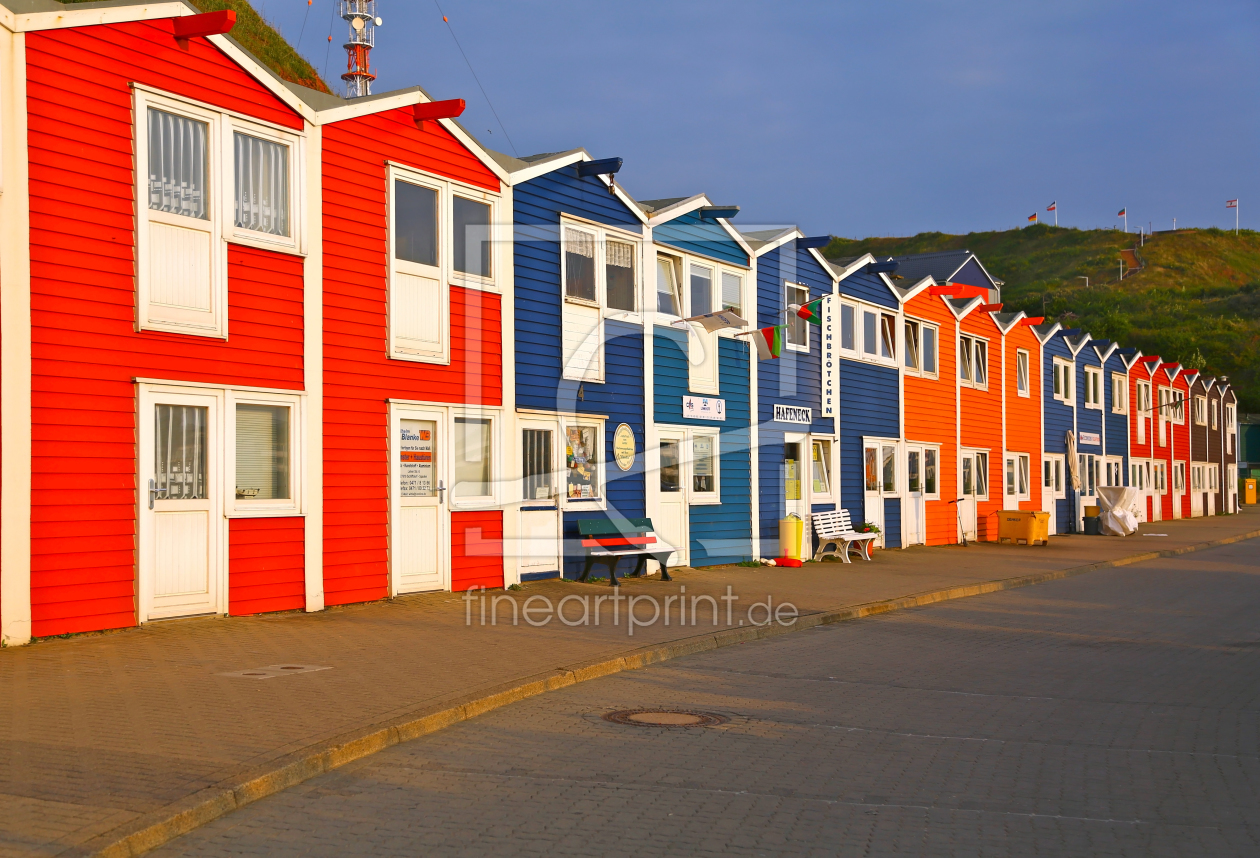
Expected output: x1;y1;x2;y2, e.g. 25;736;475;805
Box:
1245;478;1257;505
778;515;803;560
998;510;1050;546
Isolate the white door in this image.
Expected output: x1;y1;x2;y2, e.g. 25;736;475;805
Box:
904;446;925;546
655;432;689;566
1191;465;1204;517
519;421;560;577
784;434;811;556
392;406;448;594
861;442;885;547
958;450;981;542
139;387;224;622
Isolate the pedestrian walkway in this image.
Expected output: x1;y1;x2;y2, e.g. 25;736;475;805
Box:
1;509;1257;858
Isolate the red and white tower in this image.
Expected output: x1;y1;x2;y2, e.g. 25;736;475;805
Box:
341;0;380;98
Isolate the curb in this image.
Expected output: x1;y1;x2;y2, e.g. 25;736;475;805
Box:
87;527;1260;858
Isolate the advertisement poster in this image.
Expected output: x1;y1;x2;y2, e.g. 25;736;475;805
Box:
400;419;436;498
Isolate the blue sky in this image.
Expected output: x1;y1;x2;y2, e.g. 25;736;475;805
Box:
256;0;1259;237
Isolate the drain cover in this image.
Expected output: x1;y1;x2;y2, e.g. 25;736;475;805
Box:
217;664;331;680
603;709;728;728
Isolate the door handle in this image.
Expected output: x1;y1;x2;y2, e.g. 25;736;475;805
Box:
437;481;446;504
148;478;167;510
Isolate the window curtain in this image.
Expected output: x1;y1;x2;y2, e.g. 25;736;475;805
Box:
234;132;289;236
149;109;208;219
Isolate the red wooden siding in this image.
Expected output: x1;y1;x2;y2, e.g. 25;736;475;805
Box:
229;518;305;616
959;311;1004;541
451;511;505;592
1005;326;1043;515
26;27;306;637
321;114;503;607
903;294;959;545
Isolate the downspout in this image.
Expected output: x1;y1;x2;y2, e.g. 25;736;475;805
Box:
1070;345;1079;533
1000;325;1007;508
954;311;962;543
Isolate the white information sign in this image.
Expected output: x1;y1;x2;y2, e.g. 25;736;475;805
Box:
682;396;726;421
400;419;436;497
1079;431;1102;446
774;404;812;424
821;294;837;417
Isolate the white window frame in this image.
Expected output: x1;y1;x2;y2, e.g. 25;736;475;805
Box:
653;249;685;321
686;259;728;395
559;415;607;511
226;120;304;253
1210;398;1219;430
838;300;859;358
922;444;941;500
1084;366;1102;409
1173;460;1186;493
1193;396;1207;426
1016;349;1030;397
1052;358;1074;404
562;215;643;320
880;440;901;498
226;389;305;517
1044;453;1066;500
447;408;501;508
688;428;721;505
1004;452;1031;501
959;334;989;390
902;318;939;379
1111;373;1128;414
810;436;836;502
785;282;811;353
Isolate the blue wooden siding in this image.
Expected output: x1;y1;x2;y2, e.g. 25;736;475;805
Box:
883;497;902;549
951;257;992;291
1076;344;1104;458
1042;334;1076;532
836;359;900;542
1102;353;1130;469
510;166;647;579
654;328;754;566
653;209;748;267
837;269;898;310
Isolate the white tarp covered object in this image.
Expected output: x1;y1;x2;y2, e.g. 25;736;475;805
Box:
1098;486;1141;536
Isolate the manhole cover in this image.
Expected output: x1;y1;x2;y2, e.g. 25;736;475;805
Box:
603;709;728;728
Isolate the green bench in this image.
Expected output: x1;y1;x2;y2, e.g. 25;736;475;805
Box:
576;517;673;586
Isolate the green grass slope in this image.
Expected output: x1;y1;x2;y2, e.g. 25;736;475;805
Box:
825;225;1260;411
67;0;330;93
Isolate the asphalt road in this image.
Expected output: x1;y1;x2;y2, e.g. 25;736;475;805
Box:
152;541;1260;857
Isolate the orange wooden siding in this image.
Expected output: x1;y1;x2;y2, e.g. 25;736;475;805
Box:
903;294;958;545
959;311;1005;541
1005;325;1043;515
229;518;306;616
451;511;505;592
25;27;306;637
321;115;504;607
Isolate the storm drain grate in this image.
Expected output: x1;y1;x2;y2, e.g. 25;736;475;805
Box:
603;709;728;728
217;664;332;680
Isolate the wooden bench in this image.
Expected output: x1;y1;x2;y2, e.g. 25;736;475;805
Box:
577;517;674;586
810;509;877;563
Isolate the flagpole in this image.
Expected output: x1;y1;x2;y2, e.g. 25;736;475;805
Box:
1237;199;1240;234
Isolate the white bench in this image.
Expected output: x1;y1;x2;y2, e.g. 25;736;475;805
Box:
810;509;877;563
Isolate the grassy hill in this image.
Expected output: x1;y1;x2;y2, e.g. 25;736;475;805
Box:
825;225;1260;411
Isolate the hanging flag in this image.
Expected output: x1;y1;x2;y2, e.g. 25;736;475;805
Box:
1226;199;1238;208
1117;208;1126;217
1027;213;1038;223
1047;201;1056;212
787;298;824;326
747;325;783;360
683;309;748;332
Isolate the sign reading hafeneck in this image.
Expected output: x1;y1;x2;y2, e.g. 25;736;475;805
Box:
774;404;812;424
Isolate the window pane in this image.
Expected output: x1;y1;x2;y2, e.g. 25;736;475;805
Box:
522;429;553;501
975;453;988;496
563;227;596;301
233;132;289;236
394;180;437;266
907;450;921;493
453;196;491;277
787;285;808;346
453;417;492;499
881;445;896;492
923;327;937;374
962;457;974;495
904;322;919;369
692;435;715;494
1044;461;1051;488
721;271;742;315
863;311;877;355
1006;458;1015;495
149;109;209;219
656;258;680;315
974;341;987;385
1055;460;1062;492
235;404;290;500
959;338;972;381
880;315;895;359
811;441;831;494
155;404;208;500
925;449;937;495
785;443;802;500
566;425;599;499
606;240;636;311
1017;352;1028;393
1053;364;1061;395
841;304;855;350
400;420;437;497
691;265;713;316
864;447;878;491
660;439;680;493
1019;457;1029;494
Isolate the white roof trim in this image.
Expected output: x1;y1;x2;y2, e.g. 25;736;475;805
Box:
945;295;985;320
646;194;709;222
1064;332;1092;357
946;252;1002;291
830;253;875;282
1092;340;1119;363
899;275;937;303
992;311;1028;334
207;33;317;124
506;150;649;225
311;89;430;126
806;247;839;284
1120;349;1143;370
746;227;800;258
1031;321;1062;344
10;1;188;32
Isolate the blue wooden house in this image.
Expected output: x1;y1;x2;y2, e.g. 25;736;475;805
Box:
1091;340;1135;494
1032;322;1090;533
741;230;840;559
503;149;651;580
641;196;757;567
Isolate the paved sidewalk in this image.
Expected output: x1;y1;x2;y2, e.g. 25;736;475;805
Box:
1;509;1257;857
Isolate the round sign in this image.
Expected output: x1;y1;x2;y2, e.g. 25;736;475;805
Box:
613;423;636;472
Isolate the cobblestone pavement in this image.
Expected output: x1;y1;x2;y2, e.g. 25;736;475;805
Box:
148;540;1260;858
